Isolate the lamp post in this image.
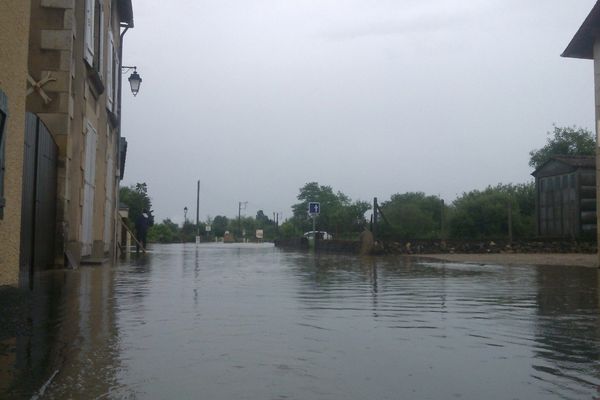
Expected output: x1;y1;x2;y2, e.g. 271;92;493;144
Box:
184;206;188;224
122;66;142;96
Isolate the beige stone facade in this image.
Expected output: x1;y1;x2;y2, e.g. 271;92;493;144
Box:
27;0;133;266
0;1;32;286
0;0;133;286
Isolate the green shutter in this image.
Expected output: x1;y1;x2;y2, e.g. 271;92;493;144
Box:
0;89;7;219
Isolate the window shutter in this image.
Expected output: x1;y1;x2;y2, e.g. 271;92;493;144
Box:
106;30;114;109
81;121;98;256
98;0;105;78
113;47;120;114
0;90;7;219
84;0;95;66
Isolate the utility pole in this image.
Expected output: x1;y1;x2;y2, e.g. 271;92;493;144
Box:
196;180;200;242
238;201;247;240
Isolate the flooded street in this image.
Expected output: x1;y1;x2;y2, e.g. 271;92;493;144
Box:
3;243;600;399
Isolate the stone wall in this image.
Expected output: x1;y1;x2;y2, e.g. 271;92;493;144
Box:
380;239;597;255
275;238;597;255
274;238;309;250
0;0;31;286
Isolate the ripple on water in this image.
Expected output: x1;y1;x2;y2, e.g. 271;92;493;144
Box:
6;244;600;400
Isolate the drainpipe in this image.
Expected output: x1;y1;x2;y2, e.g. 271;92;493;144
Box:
112;23;130;263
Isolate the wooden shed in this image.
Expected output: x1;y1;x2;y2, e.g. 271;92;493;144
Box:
531;155;596;238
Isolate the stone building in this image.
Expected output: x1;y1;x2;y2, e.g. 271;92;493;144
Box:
531;155;596;238
0;0;134;287
562;1;600;250
0;1;34;286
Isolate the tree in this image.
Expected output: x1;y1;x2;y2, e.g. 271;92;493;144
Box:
290;182;370;238
279;220;302;239
255;210;270;227
212;215;229;237
120;182;153;236
148;218;180;243
379;192;444;239
448;183;535;239
181;220;205;242
529;125;595;169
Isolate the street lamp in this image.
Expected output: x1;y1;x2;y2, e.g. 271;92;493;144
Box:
122;66;142;96
184;206;188;223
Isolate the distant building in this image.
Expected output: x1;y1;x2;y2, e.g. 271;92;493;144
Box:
532;156;596;238
562;1;600;244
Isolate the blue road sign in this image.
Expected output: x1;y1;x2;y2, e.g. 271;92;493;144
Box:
308;202;320;215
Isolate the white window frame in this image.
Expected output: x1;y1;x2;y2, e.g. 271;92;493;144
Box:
81;121;98;256
85;0;105;79
84;0;95;66
113;44;120;114
107;30;114;110
96;0;105;78
103;127;114;251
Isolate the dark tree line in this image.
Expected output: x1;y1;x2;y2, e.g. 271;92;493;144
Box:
120;126;595;243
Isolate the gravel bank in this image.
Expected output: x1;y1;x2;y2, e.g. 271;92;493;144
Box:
412;253;598;268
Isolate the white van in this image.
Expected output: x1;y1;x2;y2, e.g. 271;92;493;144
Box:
303;231;333;240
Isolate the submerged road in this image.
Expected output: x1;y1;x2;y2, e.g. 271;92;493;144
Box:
3;243;600;399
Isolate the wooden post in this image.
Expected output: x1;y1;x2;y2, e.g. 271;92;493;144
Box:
440;198;445;239
373;197;378;242
508;201;513;243
121;216;145;253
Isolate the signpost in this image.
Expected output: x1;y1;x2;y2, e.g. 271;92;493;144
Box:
308;202;320;238
204;225;211;243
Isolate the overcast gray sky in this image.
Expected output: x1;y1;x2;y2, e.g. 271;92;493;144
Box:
120;0;597;224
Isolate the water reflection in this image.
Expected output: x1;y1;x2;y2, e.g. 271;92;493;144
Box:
533;267;600;399
2;245;600;399
0;263;121;399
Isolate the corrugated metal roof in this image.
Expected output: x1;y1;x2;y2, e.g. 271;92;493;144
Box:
551;155;595;168
562;1;600;60
531;155;595;177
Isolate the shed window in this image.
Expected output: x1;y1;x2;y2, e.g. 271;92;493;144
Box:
0;90;7;219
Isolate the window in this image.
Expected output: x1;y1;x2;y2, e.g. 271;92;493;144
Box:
84;0;105;77
81;121;98;256
94;0;104;77
107;30;118;111
113;39;120;113
84;0;94;66
0;89;6;219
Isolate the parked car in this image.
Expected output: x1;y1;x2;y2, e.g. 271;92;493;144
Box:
303;231;333;240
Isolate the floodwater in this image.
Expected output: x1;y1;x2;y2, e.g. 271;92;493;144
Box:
2;244;600;399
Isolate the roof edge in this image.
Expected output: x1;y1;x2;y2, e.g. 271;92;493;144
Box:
118;0;134;27
531;155;595;177
562;1;600;60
